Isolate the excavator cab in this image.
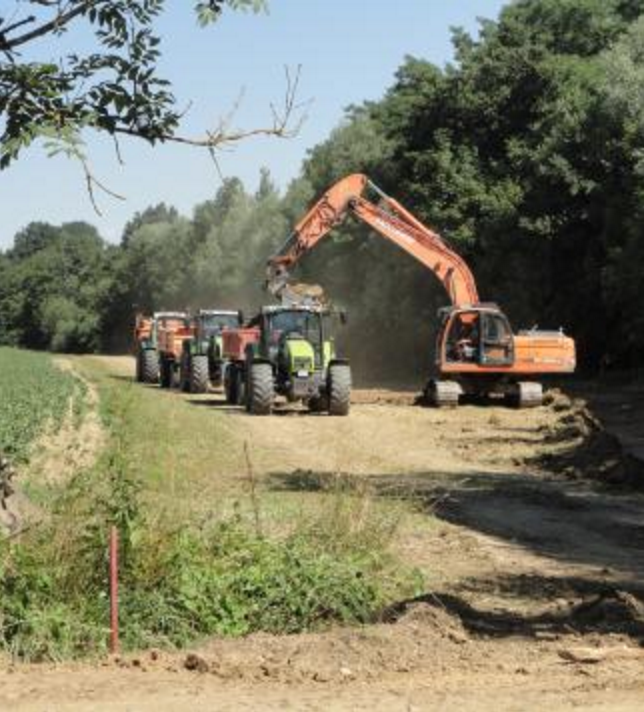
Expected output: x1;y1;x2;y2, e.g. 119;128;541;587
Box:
442;307;515;368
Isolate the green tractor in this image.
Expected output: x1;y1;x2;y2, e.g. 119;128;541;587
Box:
222;305;351;415
179;309;243;393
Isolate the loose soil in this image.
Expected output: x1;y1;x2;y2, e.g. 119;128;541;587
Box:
3;356;644;711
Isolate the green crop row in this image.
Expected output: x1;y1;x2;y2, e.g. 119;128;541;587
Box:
0;348;86;463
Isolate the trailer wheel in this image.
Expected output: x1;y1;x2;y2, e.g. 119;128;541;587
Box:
141;349;159;384
248;363;274;415
190;354;210;394
328;364;351;416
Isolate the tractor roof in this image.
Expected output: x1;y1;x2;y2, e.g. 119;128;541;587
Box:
197;309;239;316
260;304;329;315
153;311;187;319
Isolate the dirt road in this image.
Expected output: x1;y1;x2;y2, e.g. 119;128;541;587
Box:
3;356;644;710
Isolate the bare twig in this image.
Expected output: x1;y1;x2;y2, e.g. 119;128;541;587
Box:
80;156;125;216
112;64;308;151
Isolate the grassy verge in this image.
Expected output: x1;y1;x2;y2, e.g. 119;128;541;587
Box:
0;356;423;661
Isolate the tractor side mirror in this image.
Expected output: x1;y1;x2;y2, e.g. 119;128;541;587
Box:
339;310;348;326
237;310;244;325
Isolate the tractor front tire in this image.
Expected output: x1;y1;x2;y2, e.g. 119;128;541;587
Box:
135;351;142;382
235;367;247;406
190;354;210;394
179;353;191;392
160;357;173;389
308;395;328;413
248;363;274;415
328;364;351;416
141;349;159;384
224;365;237;404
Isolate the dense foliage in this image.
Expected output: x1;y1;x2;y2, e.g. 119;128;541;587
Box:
0;348;85;462
2;0;644;372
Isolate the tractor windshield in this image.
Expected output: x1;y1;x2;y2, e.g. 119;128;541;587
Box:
157;317;189;330
269;310;322;347
201;314;239;335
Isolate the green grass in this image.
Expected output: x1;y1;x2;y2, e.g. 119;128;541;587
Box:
0;348;86;463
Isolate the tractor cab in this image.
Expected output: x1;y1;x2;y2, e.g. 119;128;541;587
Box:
261;307;326;374
440;306;515;368
195;309;242;339
179;309;243;393
152;311;189;342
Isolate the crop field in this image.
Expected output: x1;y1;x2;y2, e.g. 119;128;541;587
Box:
0;348;85;463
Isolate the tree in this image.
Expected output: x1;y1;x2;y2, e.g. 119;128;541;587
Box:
0;222;114;351
0;0;301;197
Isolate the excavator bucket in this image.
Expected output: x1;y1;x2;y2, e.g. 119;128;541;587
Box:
279;281;328;307
266;263;328;307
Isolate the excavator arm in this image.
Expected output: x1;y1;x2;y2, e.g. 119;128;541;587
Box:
267;173;479;306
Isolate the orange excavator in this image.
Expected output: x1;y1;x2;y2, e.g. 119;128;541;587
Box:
266;174;576;407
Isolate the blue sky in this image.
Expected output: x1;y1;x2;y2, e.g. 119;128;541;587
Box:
0;0;508;247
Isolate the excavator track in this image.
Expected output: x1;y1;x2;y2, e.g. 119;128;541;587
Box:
508;381;543;408
425;379;462;407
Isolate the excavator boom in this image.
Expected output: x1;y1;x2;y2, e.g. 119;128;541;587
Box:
268;173;479;307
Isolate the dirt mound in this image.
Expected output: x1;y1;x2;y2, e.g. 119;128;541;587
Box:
105;590;644;685
108;606;470;684
535;393;644;488
566;591;644;638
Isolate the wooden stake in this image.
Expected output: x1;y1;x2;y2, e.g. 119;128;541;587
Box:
109;526;119;655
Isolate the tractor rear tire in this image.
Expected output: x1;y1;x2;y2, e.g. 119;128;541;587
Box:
248;363;274;415
328;364;351;416
224;365;237;404
141;349;159;384
190;354;209;394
